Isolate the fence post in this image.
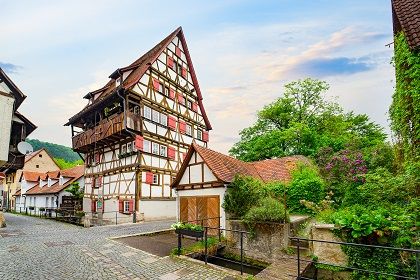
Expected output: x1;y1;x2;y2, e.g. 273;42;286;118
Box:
218;216;221;242
177;233;182;256
240;231;244;275
416;252;419;280
204;227;208;265
297;238;301;279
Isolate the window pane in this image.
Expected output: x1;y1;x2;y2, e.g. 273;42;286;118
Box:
143;106;151;119
160;145;167;157
160;113;167;126
144;140;151;153
152;110;159;122
152;142;159;155
197;130;202;140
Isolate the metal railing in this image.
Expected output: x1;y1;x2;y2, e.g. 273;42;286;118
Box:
84;211;135;226
176;223;252;275
290;237;420;280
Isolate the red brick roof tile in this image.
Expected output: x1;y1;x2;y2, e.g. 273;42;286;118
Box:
172;144;310;188
392;0;420;50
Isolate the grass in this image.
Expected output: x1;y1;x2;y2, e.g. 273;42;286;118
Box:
170;237;222;256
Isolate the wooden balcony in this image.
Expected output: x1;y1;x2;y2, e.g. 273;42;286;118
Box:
72;112;142;153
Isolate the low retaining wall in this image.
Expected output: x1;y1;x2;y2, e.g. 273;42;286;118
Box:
310;224;347;267
226;220;289;262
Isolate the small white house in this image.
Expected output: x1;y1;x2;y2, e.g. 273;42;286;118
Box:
14;165;84;212
171;143;309;230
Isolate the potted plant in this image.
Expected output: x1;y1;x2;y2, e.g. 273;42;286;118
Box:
171;222;204;238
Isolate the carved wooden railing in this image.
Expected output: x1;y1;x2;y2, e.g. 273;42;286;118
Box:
72;113;125;151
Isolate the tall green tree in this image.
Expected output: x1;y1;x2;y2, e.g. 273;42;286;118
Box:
229;78;386;161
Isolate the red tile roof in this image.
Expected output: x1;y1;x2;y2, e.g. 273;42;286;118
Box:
392;0;420;50
20;171;44;182
15;165;84;196
65;27;212;130
172;144;310;188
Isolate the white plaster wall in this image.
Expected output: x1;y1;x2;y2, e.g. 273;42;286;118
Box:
139;199;176;221
176;187;227;229
0;94;14;165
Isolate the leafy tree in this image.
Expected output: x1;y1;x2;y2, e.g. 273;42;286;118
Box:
229;78;386;161
222;175;267;219
65;182;84;200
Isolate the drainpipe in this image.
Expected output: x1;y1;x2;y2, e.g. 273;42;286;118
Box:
116;70;139;223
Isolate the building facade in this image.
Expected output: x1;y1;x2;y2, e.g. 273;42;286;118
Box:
4;148;60;210
0;67;37;210
14;165;84;212
171;144;310;230
65;27;211;222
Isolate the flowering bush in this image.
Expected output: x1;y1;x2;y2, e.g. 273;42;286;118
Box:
322;149;368;184
171;222;204;232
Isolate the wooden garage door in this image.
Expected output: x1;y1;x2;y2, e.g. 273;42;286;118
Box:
180;195;220;235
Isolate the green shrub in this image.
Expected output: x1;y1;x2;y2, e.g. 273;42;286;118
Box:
243;197;289;226
222;175;266;218
287;165;325;214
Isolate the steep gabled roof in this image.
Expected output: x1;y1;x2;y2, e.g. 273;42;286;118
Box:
171;143;310;188
392;0;420;50
0;67;26;109
66;27;212;130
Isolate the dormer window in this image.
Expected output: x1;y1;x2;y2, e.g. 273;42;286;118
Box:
116;77;122;86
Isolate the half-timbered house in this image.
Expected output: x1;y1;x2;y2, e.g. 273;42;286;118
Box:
65;27;211;223
171;144;310;230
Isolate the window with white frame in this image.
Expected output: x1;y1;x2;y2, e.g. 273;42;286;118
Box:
187;100;192;109
124;201;130;213
152;174;159;185
160;145;167;157
121;143;127;155
144;140;151;153
197;129;203;140
143;106;152;120
132;140;137;152
186;124;192;136
152;142;159;155
152;110;159;123
160;113;167;126
163;86;169;97
127;142;133;153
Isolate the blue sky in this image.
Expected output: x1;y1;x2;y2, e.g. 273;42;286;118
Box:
0;0;395;153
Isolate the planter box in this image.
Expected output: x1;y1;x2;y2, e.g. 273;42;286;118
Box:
175;228;204;238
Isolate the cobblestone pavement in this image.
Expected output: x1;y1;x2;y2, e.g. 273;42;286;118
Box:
0;213;238;280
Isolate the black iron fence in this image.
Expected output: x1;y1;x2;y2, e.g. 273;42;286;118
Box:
290;237;420;280
176;224;258;276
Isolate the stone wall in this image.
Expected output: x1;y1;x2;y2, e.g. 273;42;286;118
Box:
310;224;347;266
226;219;289;262
0;212;6;227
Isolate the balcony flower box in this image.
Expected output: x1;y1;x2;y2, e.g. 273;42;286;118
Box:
172;222;204;238
175;228;204;238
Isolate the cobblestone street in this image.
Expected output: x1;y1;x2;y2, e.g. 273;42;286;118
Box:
0;213;237;280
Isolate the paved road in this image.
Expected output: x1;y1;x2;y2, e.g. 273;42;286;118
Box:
0;213;236;280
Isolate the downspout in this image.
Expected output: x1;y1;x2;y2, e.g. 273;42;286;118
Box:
115;69;139;223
